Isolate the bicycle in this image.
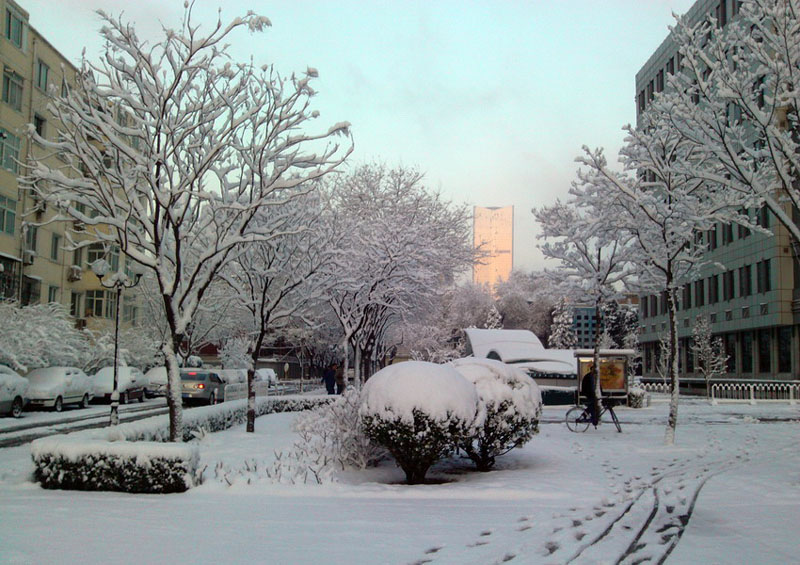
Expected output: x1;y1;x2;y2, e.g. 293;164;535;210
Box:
565;398;622;433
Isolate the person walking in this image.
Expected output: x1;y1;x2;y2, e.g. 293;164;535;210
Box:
334;363;345;395
321;364;336;395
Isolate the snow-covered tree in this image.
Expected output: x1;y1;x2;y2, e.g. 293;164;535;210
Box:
691;315;728;398
484;304;503;329
0;301;88;372
218;337;251;370
25;9;351;441
534;186;635;422
495;271;558;342
222;192;332;431
548;297;577;349
325;165;474;384
665;0;800;246
577;105;747;444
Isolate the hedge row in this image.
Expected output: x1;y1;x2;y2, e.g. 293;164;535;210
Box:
31;438;199;493
31;395;333;493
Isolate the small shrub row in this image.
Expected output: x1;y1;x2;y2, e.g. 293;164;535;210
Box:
104;395;333;443
31;438;199;493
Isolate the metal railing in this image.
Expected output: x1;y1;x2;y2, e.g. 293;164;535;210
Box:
711;381;799;405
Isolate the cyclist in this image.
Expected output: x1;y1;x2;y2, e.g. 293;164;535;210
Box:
580;364;601;427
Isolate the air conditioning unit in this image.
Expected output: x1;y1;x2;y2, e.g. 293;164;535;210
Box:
73;220;85;232
75;318;87;330
23;249;35;265
68;265;82;282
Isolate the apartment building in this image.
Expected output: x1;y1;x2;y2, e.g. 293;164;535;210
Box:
473;205;513;291
0;0;139;330
635;0;798;380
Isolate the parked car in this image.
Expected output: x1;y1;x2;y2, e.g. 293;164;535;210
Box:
0;365;29;418
25;367;93;412
255;368;278;387
180;369;225;405
92;367;146;404
144;366;167;397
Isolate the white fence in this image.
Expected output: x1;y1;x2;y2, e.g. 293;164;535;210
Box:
223;381;271;402
638;382;671;395
711;382;799;405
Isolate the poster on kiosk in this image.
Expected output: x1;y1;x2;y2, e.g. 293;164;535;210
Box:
574;350;634;400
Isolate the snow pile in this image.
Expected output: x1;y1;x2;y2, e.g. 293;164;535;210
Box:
31;436;200;493
450;358;542;470
360;361;479;484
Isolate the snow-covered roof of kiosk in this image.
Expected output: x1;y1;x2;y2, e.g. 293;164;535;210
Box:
464;329;577;375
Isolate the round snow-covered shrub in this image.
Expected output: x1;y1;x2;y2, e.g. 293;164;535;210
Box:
359;361;479;484
628;386;647;409
450;358;542;471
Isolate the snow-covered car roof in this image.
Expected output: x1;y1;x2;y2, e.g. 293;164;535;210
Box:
463;328;546;363
509;349;577;374
25;367;85;383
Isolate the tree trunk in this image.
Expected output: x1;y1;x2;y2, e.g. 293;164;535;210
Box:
593;296;603;424
163;338;184;442
664;286;679;446
354;346;362;387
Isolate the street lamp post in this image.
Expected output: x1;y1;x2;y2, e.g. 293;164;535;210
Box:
91;258;143;426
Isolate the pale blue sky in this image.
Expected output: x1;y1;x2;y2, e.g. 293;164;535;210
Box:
23;0;695;270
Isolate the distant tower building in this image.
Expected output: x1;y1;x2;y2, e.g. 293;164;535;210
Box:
473;206;513;289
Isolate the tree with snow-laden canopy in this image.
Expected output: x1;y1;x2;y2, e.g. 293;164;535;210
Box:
548;297;577;349
220;191;333;432
533;184;636;428
324;165;474;384
691;314;728;398
663;0;800;249
450;358;541;472
24;8;352;441
575;106;748;444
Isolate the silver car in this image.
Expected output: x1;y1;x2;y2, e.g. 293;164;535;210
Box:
25;367;93;412
0;365;29;417
180;369;225;405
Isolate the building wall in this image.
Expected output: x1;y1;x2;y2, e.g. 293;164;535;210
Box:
0;0;140;330
635;0;798;380
473;205;513;290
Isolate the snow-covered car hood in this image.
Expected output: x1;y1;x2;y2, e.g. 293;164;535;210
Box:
0;368;28;401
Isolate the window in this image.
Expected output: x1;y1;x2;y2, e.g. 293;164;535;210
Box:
757;205;770;228
724;333;736;373
642;297;649;319
682;284;692;310
50;233;60;261
694;280;705;307
709;274;719;304
660;291;668;315
35;60;48;91
757;259;771;293
737;210;751;238
741;332;753;373
48;285;58;303
647;80;654;102
656;70;664;93
722;223;733;244
739;265;752;297
33;114;45;138
86;289;115;319
0;256;18;298
637;92;646;114
20;276;39;305
122;296;137;324
758;330;771;373
2;69;23;111
86;243;105;268
73;247;83;267
666;57;675;75
24;225;37;252
0;129;20;172
723;270;735;300
650;295;657;317
708;226;717;250
778;327;791;373
70;291;83;317
0;194;15;235
5;8;25;48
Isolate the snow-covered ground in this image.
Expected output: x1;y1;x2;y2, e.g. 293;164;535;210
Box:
1;399;798;564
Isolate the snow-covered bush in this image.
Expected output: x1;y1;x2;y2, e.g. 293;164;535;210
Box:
628;386;647;409
31;438;199;493
359;361;479;484
450;358;541;471
293;388;387;471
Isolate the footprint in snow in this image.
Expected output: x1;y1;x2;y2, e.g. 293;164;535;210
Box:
480;530;493;537
517;525;532;532
501;553;516;562
544;541;560;555
424;547;443;555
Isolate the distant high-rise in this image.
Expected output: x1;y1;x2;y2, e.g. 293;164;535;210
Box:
473;206;513;289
